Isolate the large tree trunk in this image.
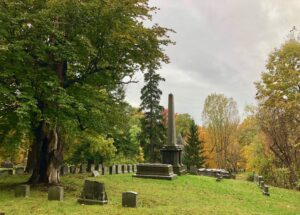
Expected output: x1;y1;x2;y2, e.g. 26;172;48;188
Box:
28;121;63;184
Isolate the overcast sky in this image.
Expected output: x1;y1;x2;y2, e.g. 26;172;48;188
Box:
125;0;300;124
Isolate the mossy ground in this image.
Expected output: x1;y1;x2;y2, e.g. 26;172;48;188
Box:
0;173;299;215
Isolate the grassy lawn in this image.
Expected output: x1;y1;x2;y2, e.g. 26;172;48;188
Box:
0;173;299;215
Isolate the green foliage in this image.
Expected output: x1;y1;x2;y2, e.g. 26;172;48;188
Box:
184;120;206;169
68;132;116;164
175;113;193;140
255;40;300;188
139;68;166;162
0;0;173;167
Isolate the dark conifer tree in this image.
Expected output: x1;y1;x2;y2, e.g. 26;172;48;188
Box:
184;120;206;169
139;68;166;162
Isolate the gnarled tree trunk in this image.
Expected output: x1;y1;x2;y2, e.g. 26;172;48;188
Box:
28;121;63;184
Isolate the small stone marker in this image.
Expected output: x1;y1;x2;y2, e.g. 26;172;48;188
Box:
133;164;137;172
15;167;25;175
216;173;222;182
90;164;95;172
77;180;108;205
257;176;263;186
116;164;123;174
102;166;108;175
48;186;64;201
262;185;270;196
189;166;198;175
96;164;102;171
60;165;69;175
260;180;265;189
122;191;138;208
15;185;30;198
69;165;76;173
127;164;132;173
80;164;87;173
122;164;128;174
109;165;116;175
91;170;100;177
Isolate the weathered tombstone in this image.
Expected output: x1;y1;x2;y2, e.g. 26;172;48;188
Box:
122;191;138;208
260;180;265;189
109;165;116;175
262;185;270;196
127;164;132;173
90;164;95;172
216;173;222;182
122;164;128;174
257;176;263;186
48;186;64;201
69;165;76;173
80;164;87;173
189;166;198;175
102;166;108;175
91;170;100;177
15;167;25;175
132;164;137;172
77;180;108;205
95;164;102;171
116;164;123;174
60;165;69;176
15;185;30;198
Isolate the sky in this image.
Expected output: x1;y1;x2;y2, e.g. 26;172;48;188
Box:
125;0;300;124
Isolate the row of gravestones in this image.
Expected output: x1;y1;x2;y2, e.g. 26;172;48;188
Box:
0;167;25;177
189;166;236;179
254;174;270;196
61;164;137;176
11;180;137;208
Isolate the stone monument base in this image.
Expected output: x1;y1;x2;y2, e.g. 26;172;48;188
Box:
160;145;186;175
77;198;108;205
133;163;177;180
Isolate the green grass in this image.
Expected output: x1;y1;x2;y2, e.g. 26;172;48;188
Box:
0;173;299;215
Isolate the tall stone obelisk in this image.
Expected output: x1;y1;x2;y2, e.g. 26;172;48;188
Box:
161;94;186;175
167;94;176;146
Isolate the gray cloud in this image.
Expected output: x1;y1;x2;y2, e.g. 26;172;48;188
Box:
125;0;300;124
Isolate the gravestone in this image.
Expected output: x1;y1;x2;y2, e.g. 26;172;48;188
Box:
189;166;198;175
109;165;116;175
91;170;100;177
133;163;177;180
69;165;76;173
257;176;263;186
95;164;102;171
216;173;222;182
102;166;108;175
80;164;87;173
262;185;270;196
15;185;30;197
116;165;123;174
90;164;95;172
122;164;128;174
260;180;265;189
15;167;25;175
77;180;108;205
48;186;64;201
132;164;137;172
127;164;132;173
122;191;138;208
60;165;69;175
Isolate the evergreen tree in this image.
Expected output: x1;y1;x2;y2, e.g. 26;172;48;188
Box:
184;120;206;169
139;68;166;162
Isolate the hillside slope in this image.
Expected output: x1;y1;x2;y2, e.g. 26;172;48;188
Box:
0;173;299;215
